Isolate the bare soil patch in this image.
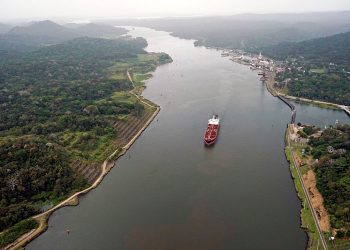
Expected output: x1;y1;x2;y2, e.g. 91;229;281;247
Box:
303;170;331;232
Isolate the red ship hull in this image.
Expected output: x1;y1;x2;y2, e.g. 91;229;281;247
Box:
204;124;219;146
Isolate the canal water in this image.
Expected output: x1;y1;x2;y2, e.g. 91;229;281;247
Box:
27;27;349;250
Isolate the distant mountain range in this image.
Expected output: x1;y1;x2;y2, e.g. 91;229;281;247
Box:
106;11;350;50
226;11;350;25
0;20;126;52
71;23;126;37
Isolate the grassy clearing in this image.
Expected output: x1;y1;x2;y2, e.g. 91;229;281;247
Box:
50;62;153;163
63;53;164;163
54;92;139;162
110;72;127;80
110;91;137;104
133;73;153;87
137;53;159;62
289;140;310;176
108;62;129;80
57;127;123;162
108;53;163;79
108;62;130;70
0;219;38;248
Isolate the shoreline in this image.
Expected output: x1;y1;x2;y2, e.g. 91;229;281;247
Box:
6;37;347;250
218;50;331;249
5;74;162;250
285;125;329;250
217;45;350;249
215;45;350;115
234;52;350;115
265;72;349;114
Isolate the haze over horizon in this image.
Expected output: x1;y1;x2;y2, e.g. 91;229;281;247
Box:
1;0;350;22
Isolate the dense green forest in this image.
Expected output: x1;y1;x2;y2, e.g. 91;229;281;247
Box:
274;65;350;105
0;136;86;231
260;31;350;69
0;37;147;135
0;35;171;238
270;31;350;105
308;125;350;237
0;218;38;248
288;74;350;106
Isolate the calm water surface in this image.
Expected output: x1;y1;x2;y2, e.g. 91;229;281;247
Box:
27;27;349;250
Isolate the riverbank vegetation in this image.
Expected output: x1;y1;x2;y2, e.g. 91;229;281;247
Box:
287;124;350;249
0;218;38;248
0;33;171;244
285;126;324;250
260;31;350;71
308;125;350;238
111;14;350;107
265;31;350;106
274;66;350;106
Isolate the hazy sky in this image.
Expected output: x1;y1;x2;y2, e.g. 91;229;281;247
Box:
1;0;350;21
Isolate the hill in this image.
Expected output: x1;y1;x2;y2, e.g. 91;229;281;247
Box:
72;23;126;37
0;20;77;51
260;31;350;67
269;31;350;105
106;11;350;50
0;21;127;52
7;20;76;39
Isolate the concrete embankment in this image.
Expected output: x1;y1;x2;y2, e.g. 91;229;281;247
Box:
277;95;296;124
340;106;350;117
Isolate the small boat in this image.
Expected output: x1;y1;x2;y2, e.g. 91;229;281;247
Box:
204;115;220;146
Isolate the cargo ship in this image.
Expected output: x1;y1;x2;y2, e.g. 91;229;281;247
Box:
204;115;220;146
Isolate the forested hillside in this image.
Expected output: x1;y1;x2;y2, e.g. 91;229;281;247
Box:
260;31;350;67
71;23;125;37
0;20;126;52
0;35;170;242
270;31;350;105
